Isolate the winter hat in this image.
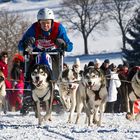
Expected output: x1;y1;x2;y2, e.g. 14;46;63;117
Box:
74;58;80;66
88;61;94;67
13;53;24;62
117;64;123;70
123;61;129;68
109;63;117;71
1;51;8;57
94;58;100;64
104;59;110;64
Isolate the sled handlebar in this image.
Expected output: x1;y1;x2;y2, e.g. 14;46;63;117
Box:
29;47;65;55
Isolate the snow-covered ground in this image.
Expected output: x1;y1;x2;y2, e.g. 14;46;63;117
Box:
0;111;140;140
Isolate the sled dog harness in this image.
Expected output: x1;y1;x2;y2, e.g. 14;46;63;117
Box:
38;87;51;102
34;21;60;49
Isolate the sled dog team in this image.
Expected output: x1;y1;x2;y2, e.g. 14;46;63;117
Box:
1;57;140;126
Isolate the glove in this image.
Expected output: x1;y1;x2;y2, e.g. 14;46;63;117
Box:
23;37;35;53
54;38;67;50
25;46;33;54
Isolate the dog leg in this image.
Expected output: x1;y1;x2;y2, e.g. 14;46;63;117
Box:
75;102;83;124
97;105;104;126
93;105;103;126
67;91;76;123
83;100;92;126
66;97;71;111
11;106;16;112
75;99;92;125
0;103;2;114
34;103;38;118
3;97;8;114
97;103;106;126
36;101;43;125
44;89;53;121
48;89;54;121
44;101;51;121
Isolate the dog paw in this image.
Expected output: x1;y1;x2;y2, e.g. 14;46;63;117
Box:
44;114;51;121
97;121;101;126
93;119;98;124
48;118;52;121
67;120;71;123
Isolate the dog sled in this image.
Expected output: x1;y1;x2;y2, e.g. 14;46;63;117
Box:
20;46;65;115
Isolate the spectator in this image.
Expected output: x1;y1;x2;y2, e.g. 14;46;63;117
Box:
117;62;129;112
72;58;81;74
0;51;12;111
0;51;8;78
9;54;24;111
94;58;101;69
106;63;121;113
100;59;111;91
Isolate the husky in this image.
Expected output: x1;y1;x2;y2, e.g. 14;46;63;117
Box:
59;68;80;121
59;58;81;123
0;70;7;114
126;67;140;120
31;64;53;125
75;66;107;126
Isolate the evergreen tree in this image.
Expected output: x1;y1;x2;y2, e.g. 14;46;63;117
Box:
123;8;140;66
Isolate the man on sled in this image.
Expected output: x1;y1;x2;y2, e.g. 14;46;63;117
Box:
18;8;73;115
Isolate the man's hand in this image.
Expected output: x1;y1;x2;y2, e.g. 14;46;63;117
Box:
55;38;67;50
23;37;35;53
25;46;33;54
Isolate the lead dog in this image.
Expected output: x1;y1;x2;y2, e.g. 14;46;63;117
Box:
0;70;7;114
31;64;53;125
75;66;107;126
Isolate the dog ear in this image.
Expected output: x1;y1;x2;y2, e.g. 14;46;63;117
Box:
84;64;88;70
62;69;69;78
79;70;83;77
43;65;53;81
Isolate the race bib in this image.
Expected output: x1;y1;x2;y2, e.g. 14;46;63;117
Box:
36;39;56;49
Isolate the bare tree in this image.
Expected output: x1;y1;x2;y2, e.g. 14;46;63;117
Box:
57;0;106;54
103;0;135;49
0;9;30;74
0;10;30;56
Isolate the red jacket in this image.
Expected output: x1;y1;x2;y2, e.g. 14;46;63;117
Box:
34;21;60;49
0;60;8;78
